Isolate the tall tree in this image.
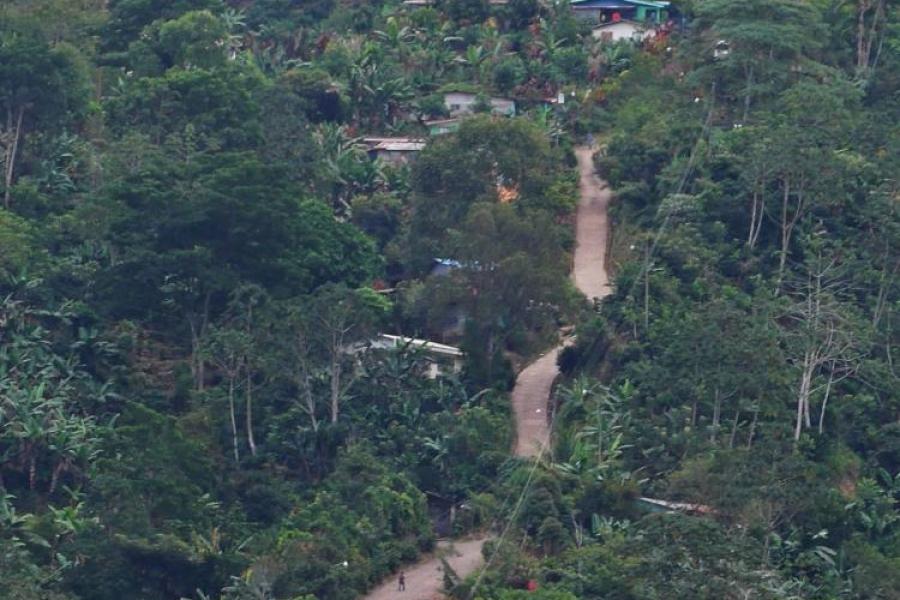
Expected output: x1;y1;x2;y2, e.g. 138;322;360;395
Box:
0;29;88;207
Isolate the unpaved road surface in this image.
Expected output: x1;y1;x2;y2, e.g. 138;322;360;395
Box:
362;146;611;599
512;348;561;457
573;146;612;300
363;537;489;600
511;145;612;458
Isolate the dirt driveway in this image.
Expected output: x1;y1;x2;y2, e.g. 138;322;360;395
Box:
511;146;612;458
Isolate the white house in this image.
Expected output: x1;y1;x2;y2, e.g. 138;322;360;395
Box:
443;92;516;118
367;334;464;379
592;20;654;42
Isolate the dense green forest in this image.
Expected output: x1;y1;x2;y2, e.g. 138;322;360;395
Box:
0;0;897;599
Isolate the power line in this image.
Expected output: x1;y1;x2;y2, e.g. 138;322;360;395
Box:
623;82;718;308
467;84;719;600
466;402;562;599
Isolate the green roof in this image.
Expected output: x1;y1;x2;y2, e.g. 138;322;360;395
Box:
572;0;669;7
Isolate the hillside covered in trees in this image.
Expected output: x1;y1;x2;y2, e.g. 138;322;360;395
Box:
1;0;898;599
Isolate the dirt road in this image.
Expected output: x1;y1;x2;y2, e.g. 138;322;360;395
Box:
363;537;489;600
362;146;611;599
511;146;612;458
573;146;612;300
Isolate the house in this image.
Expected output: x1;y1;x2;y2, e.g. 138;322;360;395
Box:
368;334;464;379
403;0;508;6
430;258;462;277
571;0;670;24
636;497;716;516
443;91;516;117
425;118;462;136
592;20;654;42
361;137;427;165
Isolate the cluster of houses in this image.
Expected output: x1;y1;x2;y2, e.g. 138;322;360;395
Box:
360;87;518;164
360;0;676;162
354;0;673;370
400;0;674;44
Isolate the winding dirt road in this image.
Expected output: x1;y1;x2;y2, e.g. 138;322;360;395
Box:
362;146;611;599
512;146;612;458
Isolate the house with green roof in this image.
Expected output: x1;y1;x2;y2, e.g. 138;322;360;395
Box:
570;0;671;25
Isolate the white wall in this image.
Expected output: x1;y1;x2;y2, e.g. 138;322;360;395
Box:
592;22;653;43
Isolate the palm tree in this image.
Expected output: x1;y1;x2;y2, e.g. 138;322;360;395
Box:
455;44;490;82
553;377;632;481
535;18;567;61
313;123;386;215
374;16;418;67
221;8;247;58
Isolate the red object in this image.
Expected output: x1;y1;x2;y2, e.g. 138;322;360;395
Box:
526;580;538;591
612;11;621;22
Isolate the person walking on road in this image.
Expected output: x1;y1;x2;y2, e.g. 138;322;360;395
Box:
398;571;405;592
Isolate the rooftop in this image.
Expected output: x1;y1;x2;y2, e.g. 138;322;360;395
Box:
374;334;464;357
424;118;462;126
571;0;670;7
362;137;427;152
404;0;508;4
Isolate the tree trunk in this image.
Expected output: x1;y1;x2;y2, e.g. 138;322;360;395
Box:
643;252;651;332
4;105;25;209
729;409;741;449
856;0;885;75
330;353;341;424
742;63;754;122
49;460;67;495
748;183;766;249
856;0;870;72
777;178;804;294
229;378;240;463
747;405;759;449
245;372;256;456
305;376;319;432
189;293;212;393
817;367;835;434
795;350;814;441
711;388;721;443
778;179;791;292
748;189;759;247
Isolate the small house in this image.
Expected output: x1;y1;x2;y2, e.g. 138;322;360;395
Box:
637;497;716;516
571;0;670;24
361;137;427;165
592;20;654;42
368;334;464;379
404;0;508;6
443;91;516;118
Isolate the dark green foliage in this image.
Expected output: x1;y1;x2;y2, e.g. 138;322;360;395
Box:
101;0;223;52
1;0;898;598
